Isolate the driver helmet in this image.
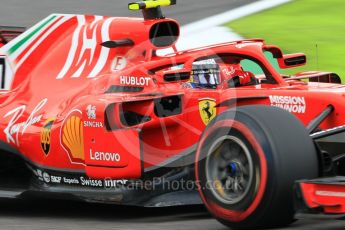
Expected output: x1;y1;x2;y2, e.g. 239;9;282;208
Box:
190;62;220;89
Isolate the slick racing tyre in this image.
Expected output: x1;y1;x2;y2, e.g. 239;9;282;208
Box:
195;105;318;230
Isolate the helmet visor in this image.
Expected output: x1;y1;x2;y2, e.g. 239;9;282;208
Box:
192;64;220;88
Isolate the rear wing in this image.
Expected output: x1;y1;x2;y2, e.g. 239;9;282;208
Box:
0;26;24;89
0;26;26;45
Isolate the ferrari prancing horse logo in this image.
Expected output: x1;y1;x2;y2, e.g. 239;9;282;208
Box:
199;99;217;125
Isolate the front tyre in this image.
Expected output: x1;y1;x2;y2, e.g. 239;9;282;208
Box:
195;105;318;230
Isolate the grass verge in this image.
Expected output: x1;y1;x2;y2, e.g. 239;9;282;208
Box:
226;0;345;79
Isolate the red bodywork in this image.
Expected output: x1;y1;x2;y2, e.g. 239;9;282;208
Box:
0;14;345;206
299;182;345;214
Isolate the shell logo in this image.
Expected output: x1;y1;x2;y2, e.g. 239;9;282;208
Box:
62;115;85;162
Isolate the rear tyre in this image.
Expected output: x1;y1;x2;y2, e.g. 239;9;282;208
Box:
195;105;318;230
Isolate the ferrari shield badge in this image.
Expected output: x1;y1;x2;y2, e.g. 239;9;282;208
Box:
199;99;217;125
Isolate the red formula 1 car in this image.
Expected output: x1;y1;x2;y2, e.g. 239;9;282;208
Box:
1;1;345;229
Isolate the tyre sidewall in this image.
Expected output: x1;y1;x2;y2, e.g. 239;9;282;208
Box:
195;106;318;229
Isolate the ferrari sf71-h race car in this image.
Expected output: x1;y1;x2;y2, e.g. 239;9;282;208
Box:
1;1;345;229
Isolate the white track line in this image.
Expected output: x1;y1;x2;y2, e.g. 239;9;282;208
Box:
182;0;292;34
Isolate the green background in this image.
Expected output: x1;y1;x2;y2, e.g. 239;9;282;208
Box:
226;0;345;81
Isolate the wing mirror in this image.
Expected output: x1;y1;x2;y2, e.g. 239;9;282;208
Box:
278;53;306;69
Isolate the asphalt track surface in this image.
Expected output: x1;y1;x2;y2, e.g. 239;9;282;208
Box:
0;1;344;229
0;0;256;27
0;197;344;230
